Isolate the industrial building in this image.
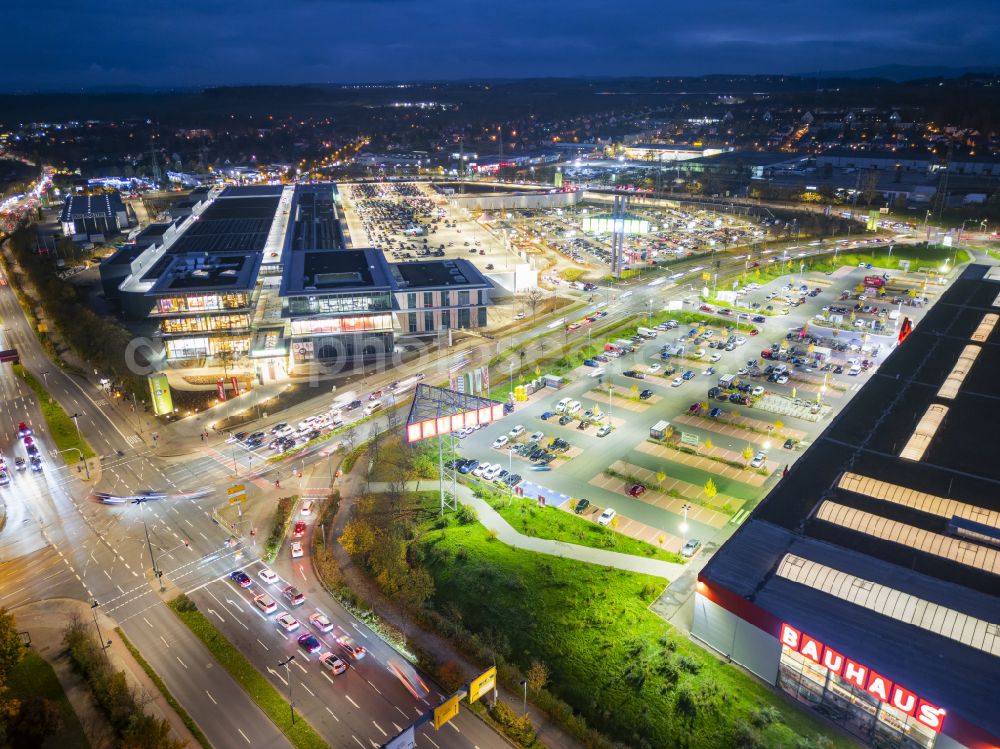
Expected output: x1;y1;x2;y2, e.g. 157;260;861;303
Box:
693;264;1000;749
60;190;130;239
101;183;493;382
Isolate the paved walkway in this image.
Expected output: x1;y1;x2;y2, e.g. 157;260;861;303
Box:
368;481;685;581
11;598;198;749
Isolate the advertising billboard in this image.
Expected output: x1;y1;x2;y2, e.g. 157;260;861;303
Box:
468;667;496;704
148;373;173;416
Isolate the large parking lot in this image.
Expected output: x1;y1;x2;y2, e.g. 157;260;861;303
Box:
340;181;514;272
490;200;764;283
451;263;941;558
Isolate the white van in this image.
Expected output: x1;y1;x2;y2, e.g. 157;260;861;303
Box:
555;397;571;413
508;424;525;439
590;367;606;379
565;400;582;416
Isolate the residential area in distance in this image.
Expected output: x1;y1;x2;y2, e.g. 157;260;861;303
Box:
0;28;999;749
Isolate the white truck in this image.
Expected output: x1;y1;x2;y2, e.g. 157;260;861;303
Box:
636;327;658;339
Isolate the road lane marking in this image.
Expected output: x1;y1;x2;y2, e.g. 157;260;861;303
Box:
322;671;334;684
300;682;314;697
143;616;153;628
422;734;441;748
352;737;364;749
237;729;251;744
367;679;381;695
294;659;307;674
325;706;339;722
395;706;408;718
206;690;217;705
176;657;188;669
256;639;269;651
372;721;387;737
448;722;460;733
346;694;360;709
159;636;170;649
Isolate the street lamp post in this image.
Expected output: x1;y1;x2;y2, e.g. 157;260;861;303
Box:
680;503;691;537
520;679;528;716
90;601;111;656
278;655;296;724
69;414;90;479
136;497;165;592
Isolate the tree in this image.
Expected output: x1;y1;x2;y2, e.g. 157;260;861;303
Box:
8;696;64;746
523;288;545;323
656;471;667;485
339;519;376;558
773;419;784;431
703;478;718;500
525;659;549;693
742;446;754;462
0;609;24;682
704;438;713;451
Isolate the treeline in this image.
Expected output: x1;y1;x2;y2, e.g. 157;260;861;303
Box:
63;616;185;749
6;225;146;397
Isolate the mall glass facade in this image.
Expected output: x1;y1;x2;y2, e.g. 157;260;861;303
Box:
778;646;937;749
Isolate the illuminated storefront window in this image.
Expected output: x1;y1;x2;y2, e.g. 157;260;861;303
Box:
779;646;938;748
155;293;249;314
285;292;391;316
289;314;393;336
160;314;251;334
164;336;250;359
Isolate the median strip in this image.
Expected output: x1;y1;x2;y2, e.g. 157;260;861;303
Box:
13;363;95;461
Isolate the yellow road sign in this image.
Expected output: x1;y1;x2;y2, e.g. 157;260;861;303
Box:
228;484;246;495
433;693;461;729
468;667;496;704
701;272;711;281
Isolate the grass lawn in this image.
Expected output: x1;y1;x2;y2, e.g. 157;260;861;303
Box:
168;597;328;749
481;491;685;563
14;364;95;461
115;627;213;749
417;503;856;749
5;650;90;749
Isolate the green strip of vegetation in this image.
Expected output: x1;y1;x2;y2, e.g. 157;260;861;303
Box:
415;499;855;749
14;363;95;460
475;487;685;563
168;595;328;749
262;495;296;562
115;626;213;749
5;649;91;749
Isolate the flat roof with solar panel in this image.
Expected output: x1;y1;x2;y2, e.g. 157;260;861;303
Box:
693;264;1000;749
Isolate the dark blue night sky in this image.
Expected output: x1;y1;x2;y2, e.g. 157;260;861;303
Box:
10;0;1000;90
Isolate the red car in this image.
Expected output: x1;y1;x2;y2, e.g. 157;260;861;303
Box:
292;521;307;538
627;484;646;497
17;422;31;438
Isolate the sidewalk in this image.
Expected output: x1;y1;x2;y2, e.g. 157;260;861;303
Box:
369;480;685;580
328;469;586;749
11;598;198;749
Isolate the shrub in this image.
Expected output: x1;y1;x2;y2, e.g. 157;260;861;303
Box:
751;704;783;728
455;504;478;525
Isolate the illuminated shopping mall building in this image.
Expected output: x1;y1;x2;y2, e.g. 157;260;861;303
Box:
103;183;492;382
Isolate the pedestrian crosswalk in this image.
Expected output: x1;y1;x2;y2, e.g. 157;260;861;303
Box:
124;434;143;446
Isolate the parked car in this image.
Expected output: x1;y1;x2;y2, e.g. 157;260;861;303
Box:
492;435;509;449
574;498;591;514
627;484;646;497
750;452;767;469
596;425;612;437
680;539;702;558
597;508;617;526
